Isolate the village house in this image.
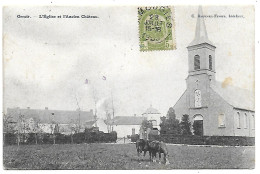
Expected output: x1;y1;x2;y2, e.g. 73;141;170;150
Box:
142;105;162;130
106;106;161;138
173;7;255;137
107;115;144;138
5;107;95;135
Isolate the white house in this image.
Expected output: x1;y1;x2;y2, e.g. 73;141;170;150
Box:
108;116;144;138
142;105;162;129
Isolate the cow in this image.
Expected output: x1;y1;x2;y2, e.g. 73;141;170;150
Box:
136;139;149;157
147;140;170;165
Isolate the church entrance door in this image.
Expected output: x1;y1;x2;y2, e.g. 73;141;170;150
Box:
193;115;203;136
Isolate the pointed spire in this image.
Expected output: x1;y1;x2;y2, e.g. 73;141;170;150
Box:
189;6;214;47
195;6;208;41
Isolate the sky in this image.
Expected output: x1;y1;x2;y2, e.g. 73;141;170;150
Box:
3;6;254;119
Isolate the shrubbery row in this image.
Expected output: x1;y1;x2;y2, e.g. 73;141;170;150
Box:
131;133;254;146
4;131;117;145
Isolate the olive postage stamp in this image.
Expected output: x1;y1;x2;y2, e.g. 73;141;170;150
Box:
138;6;176;51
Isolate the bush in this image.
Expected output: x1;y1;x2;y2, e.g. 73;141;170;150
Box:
160;134;255;146
4;133;17;145
160;108;181;135
131;134;139;142
180;114;192;136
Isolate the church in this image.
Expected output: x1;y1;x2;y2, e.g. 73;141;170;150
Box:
173;7;254;137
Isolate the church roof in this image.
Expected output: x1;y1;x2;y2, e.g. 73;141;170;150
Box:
6;107;95;124
142;105;160;115
188;6;215;47
211;81;254;111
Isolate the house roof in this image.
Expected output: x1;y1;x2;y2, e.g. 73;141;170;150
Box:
108;116;144;125
6;107;94;124
142;105;160;115
211;81;254;111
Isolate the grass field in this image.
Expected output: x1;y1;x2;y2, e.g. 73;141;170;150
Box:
3;143;255;169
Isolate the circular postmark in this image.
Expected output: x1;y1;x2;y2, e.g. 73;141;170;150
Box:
138;6;176;51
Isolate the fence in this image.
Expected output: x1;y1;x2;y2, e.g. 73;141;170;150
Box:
3;131;117;145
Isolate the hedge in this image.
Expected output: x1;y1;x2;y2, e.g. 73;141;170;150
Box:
3;131;117;145
130;134;254;146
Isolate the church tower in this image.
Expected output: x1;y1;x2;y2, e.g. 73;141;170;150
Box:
173;6;254;137
186;6;216;109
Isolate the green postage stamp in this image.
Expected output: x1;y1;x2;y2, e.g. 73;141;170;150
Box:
138;6;176;51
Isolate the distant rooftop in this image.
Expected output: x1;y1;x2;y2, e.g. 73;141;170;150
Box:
6;107;94;124
142;105;160;115
107;116;144;125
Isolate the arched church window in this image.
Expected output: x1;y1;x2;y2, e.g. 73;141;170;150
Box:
194;89;202;108
244;113;248;129
237;112;241;128
252;114;255;129
209;55;212;70
194;55;200;70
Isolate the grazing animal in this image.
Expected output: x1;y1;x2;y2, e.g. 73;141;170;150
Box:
147;140;170;165
136;139;149;157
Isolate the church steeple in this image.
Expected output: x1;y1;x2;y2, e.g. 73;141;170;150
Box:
189;6;214;47
185;6;217;110
186;6;216;78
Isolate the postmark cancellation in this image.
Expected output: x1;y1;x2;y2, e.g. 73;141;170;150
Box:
138;6;176;51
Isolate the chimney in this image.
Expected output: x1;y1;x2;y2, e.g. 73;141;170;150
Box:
45;107;48;110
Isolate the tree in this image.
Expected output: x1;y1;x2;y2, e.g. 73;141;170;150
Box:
3;114;17;145
49;120;59;144
53;123;59;144
28;117;41;144
69;119;77;144
17;115;30;145
166;107;176;119
139;119;153;140
160;107;180;135
103;99;112;133
179;114;192;136
141;119;153;131
3;114;16;133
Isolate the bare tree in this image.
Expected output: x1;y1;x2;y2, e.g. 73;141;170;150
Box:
103;99;112;133
69;119;77;144
28;117;41;144
75;95;81;132
53;123;59;144
33;121;39;145
49;121;59;144
92;88;98;127
3;113;17;145
17;114;30;145
111;91;115;132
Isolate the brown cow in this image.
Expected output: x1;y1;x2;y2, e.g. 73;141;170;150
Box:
147;140;170;165
136;139;149;157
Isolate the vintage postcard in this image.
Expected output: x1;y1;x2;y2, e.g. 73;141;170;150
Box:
2;5;255;170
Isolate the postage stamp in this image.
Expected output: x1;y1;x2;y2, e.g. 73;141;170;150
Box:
138;6;176;51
